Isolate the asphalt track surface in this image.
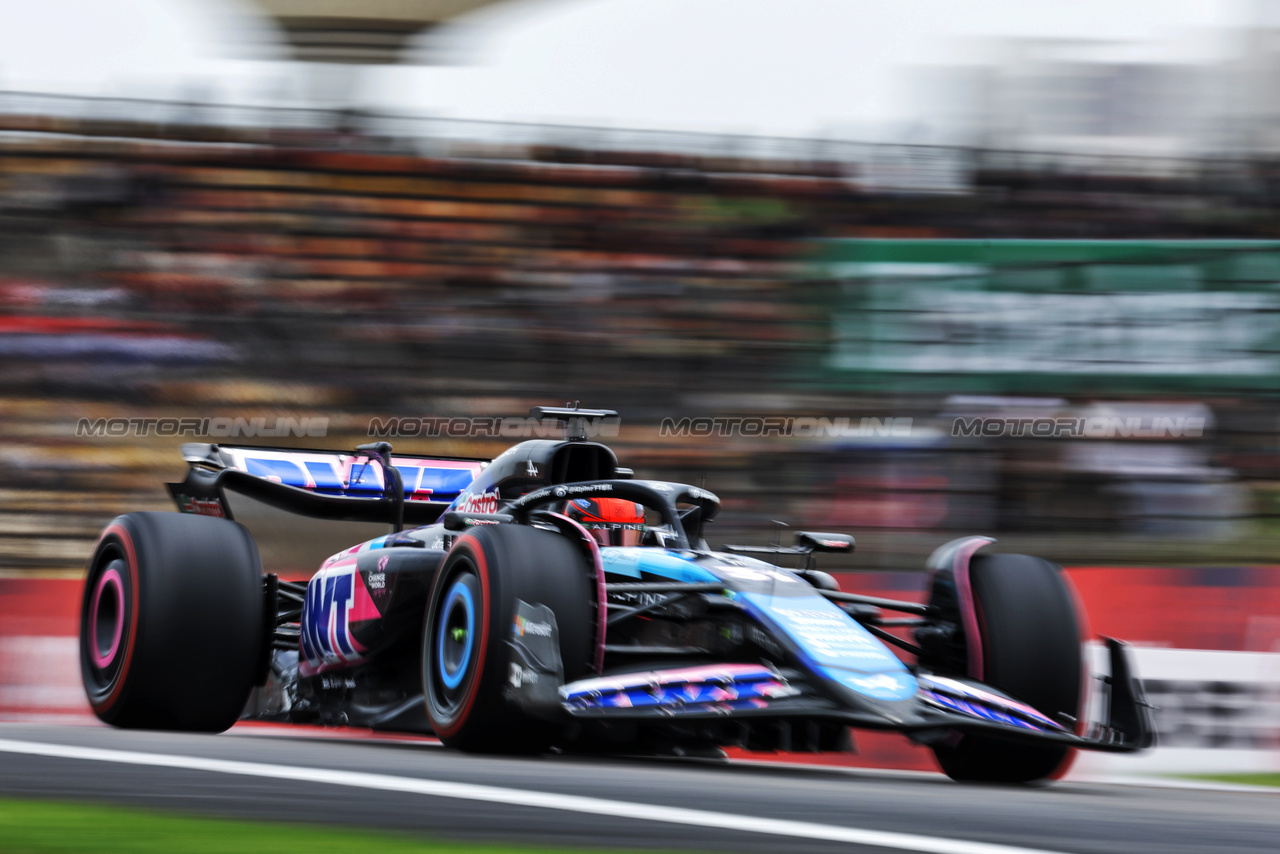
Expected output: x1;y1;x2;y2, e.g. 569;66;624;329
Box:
0;723;1276;854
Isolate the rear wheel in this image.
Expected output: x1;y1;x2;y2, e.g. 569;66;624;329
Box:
80;512;264;732
929;553;1082;783
423;525;594;753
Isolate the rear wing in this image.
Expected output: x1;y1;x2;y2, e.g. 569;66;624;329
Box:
167;443;486;528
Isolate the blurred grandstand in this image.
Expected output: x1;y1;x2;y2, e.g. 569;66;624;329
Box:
0;91;1278;577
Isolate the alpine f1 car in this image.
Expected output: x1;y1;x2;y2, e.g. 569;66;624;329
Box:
80;407;1152;783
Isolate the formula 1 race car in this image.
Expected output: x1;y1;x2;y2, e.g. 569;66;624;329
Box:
79;407;1152;783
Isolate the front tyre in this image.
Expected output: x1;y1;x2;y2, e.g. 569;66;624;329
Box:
424;525;594;753
930;553;1083;784
80;512;264;732
426;565;485;735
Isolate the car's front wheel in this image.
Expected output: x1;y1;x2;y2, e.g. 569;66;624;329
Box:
927;553;1083;783
423;524;595;753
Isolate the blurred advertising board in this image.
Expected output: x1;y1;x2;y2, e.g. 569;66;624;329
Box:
816;239;1280;394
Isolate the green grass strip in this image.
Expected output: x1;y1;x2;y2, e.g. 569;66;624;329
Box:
0;798;640;854
1182;773;1280;788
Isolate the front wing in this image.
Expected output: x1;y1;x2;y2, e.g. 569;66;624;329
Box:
553;639;1153;754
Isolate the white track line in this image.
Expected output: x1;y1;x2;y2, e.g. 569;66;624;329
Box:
1083;775;1280;795
0;737;1066;854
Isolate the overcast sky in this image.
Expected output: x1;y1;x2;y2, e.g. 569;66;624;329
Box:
0;0;1248;138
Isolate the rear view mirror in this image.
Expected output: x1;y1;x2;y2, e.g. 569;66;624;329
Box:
796;532;855;553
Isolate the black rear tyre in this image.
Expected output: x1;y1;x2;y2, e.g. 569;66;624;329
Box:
80;512;264;732
931;553;1082;783
423;525;594;753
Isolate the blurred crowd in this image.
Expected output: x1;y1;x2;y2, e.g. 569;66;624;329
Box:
1;96;1279;575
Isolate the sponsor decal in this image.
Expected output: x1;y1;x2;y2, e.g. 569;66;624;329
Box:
747;624;785;659
512;483;616;509
506;600;564;715
509;662;540;687
319;675;357;690
768;605;887;660
611;591;667;608
177;495;225;518
302;572;356;666
743;594;912;700
456;487;499;515
839;671;917;701
300;568;380;668
513;615;553;637
220;448;480;502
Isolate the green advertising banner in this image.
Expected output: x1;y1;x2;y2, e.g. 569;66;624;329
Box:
815;239;1280;394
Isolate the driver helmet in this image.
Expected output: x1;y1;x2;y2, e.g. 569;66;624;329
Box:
564;497;645;547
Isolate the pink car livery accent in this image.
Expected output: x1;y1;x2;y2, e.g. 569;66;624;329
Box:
925;536;994;681
299;559;384;675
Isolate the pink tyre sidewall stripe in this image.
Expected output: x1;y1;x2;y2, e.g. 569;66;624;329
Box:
89;567;125;670
952;539;990;682
91;523;140;714
545;512;607;674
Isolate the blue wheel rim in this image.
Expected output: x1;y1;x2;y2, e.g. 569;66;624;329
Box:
437;578;475;691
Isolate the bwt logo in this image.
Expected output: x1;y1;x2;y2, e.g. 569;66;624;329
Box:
77;417;329;438
951;416;1206;439
301;573;357;666
660;417;913;438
